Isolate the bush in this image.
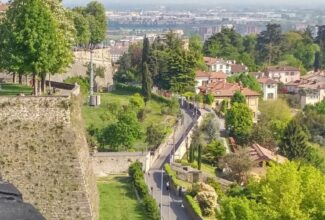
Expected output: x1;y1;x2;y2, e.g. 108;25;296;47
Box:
185;195;202;217
164;163;181;188
206;177;224;202
128;162;160;220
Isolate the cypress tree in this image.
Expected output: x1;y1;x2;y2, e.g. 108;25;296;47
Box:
314;51;321;72
197;144;202;170
142;62;152;103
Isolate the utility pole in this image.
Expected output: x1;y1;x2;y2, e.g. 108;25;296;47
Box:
160;168;164;220
89;49;94;97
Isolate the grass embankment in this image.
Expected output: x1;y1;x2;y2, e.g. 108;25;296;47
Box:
0;83;32;96
97;175;147;220
82;89;176;151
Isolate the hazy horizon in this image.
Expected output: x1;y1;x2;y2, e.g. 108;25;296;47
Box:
62;0;325;7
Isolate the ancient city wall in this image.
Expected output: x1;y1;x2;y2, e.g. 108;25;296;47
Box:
50;48;114;91
0;95;98;220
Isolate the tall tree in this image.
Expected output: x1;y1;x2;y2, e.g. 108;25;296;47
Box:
316;25;325;69
197;144;202;170
280;120;310;160
142;62;152;103
256;23;282;65
0;0;73;95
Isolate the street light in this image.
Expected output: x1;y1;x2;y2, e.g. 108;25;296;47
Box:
160;168;164;220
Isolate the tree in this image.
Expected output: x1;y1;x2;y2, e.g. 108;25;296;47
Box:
227;73;262;93
189;35;207;70
256;23;282;64
129;93;145;110
200;113;220;142
0;0;73;94
194;183;218;217
204;93;214;106
202;140;226;166
219;197;261;220
280;120;310;160
203;27;243;60
258;99;292;141
219;148;253;182
145;124;166;150
142;62;152;103
226;103;253;143
316;25;325;69
197;144;202;170
231;91;246;104
99;111;142;151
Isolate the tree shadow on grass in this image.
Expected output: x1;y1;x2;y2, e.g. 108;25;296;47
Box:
114;176;147;219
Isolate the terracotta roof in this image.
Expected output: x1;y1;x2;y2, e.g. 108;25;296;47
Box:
0;4;8;12
267;66;300;72
258;77;277;84
195;70;210;78
196;70;227;79
210;72;227;79
203;57;217;66
200;81;260;97
249;144;287;164
231;64;248;73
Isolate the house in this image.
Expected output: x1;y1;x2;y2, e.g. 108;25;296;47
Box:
0;3;8;15
258;77;278;100
231;63;248;74
299;82;325;108
204;57;248;75
283;71;325;108
198;81;260;121
248;144;287;167
266;66;300;84
204;57;234;74
195;70;226;93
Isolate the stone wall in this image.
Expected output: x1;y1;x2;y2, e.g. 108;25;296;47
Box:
0;95;98;220
92;152;150;176
51;48;113;91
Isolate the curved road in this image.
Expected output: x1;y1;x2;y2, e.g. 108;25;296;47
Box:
147;106;194;220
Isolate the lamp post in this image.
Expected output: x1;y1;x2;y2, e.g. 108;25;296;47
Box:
160;168;164;220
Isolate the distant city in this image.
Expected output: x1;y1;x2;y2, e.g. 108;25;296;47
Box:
106;5;325;41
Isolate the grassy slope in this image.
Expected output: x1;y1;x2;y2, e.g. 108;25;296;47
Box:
97;176;146;220
0;83;32;96
82;89;175;151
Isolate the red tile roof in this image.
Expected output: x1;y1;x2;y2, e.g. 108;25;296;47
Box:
257;77;277;84
200;81;260;97
249;144;287;164
195;70;210;78
203;57;218;66
196;70;227;79
0;4;8;12
231;64;248;73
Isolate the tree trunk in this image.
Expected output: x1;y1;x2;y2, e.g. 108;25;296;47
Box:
12;73;16;83
18;73;23;84
32;73;37;95
40;74;46;94
25;75;28;85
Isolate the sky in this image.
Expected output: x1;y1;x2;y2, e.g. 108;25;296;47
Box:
62;0;325;7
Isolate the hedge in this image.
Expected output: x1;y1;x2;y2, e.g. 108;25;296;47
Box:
128;162;160;220
185;194;203;217
115;83;171;104
164;163;183;188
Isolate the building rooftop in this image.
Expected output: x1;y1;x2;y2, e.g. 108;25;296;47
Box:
267;66;300;72
257;77;277;84
231;63;248;73
249;144;287;164
199;81;260;97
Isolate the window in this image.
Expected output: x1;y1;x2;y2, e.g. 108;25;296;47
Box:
285;72;289;76
267;84;273;89
291;72;295;75
220;65;223;69
267;93;274;99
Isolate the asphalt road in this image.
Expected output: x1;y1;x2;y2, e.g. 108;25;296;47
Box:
147;107;194;220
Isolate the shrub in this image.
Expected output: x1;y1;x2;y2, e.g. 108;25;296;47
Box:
194;183;218;217
185;195;202;217
128;162;160;219
206;177;224;202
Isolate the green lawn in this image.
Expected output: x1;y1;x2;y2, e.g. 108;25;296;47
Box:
0;83;32;96
97;175;147;220
82;89;176;151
